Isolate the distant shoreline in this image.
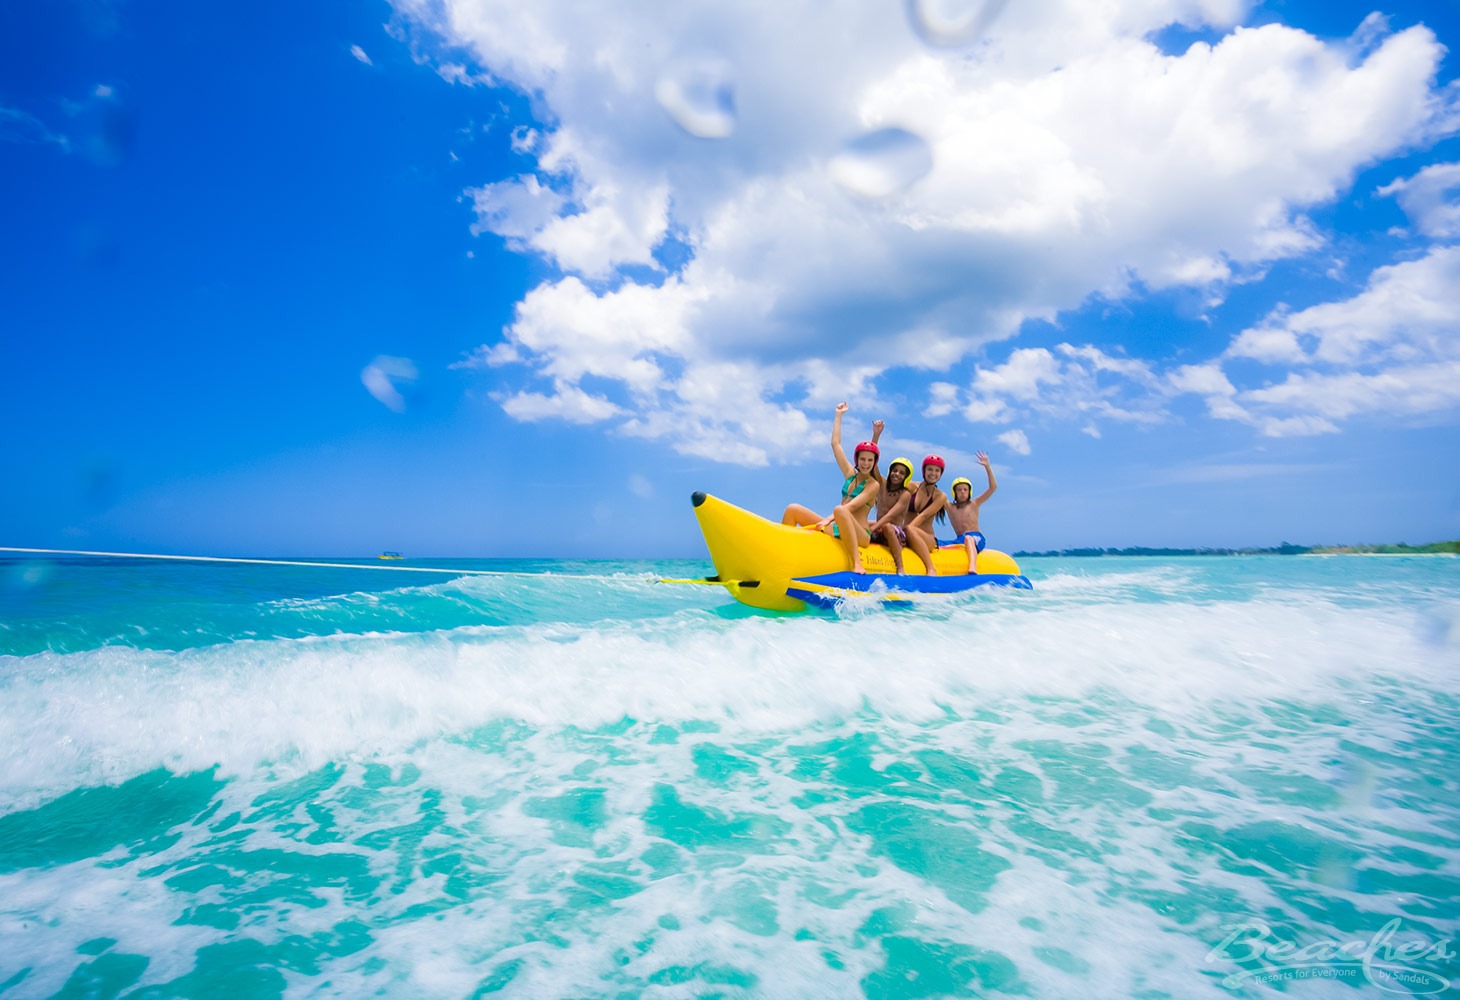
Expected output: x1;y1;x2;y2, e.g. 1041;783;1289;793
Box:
1013;541;1460;558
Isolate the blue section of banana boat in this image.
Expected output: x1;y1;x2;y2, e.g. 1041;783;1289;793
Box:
786;571;1033;608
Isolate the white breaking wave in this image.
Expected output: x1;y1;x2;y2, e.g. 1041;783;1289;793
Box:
1;590;1454;808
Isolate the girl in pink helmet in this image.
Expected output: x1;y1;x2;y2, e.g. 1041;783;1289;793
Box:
903;455;949;575
781;402;882;573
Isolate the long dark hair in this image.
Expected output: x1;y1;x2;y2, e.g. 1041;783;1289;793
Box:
917;482;948;524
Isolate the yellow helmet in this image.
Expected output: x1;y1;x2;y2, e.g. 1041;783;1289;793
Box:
950;476;973;498
888;457;915;484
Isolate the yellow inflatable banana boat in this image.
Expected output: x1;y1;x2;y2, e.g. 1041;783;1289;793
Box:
689;491;1032;611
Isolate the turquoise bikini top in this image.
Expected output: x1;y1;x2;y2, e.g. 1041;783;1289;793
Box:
841;474;868;502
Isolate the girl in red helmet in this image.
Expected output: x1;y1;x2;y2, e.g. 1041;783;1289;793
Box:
781;402;882;573
903;454;950;575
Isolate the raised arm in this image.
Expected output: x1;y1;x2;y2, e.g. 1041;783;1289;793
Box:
870;419;885;446
830;402;854;477
973;451;998;505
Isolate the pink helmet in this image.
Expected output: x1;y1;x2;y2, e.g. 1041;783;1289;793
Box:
922;454;945;472
854;441;880;459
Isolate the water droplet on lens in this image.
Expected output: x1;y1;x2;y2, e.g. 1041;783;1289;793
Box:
655;57;737;139
73;87;136;166
906;0;1010;48
5;561;54;594
362;356;419;413
829;127;933;198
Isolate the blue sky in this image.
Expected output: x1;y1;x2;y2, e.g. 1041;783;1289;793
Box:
3;0;1459;558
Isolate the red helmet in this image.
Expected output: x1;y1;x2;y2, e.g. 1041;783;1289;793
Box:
854;441;880;459
922;454;945;472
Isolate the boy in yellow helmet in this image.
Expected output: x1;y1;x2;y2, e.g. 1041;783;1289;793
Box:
943;451;998;574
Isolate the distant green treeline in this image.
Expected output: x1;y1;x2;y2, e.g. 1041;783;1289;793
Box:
1014;540;1460;557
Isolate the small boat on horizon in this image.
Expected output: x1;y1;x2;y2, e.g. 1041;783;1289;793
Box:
378;551;404;560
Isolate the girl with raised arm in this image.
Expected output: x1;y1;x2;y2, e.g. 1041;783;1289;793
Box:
781;402;882;573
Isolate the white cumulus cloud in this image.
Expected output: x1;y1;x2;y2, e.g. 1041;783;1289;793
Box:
390;0;1459;462
997;429;1031;455
1174;246;1460;434
1229;246;1460;368
1378;162;1460;238
499;382;623;424
960;344;1165;430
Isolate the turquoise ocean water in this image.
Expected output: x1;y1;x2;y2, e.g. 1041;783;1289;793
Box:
1;553;1457;998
